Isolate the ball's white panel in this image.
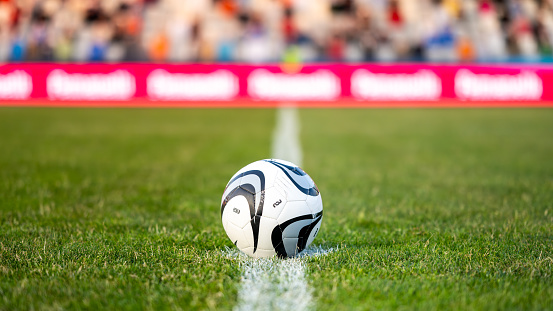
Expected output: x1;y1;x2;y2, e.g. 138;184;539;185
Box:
283;237;299;257
305;192;323;214
222;195;252;229
262;187;287;220
281;218;312;239
277;201;311;224
256;216;279;250
240;173;263;190
305;217;322;248
241;160;280;189
222;217;231;238
224;221;251;250
271;181;287;198
268;159;316;190
274;173;307;202
241;219;254;243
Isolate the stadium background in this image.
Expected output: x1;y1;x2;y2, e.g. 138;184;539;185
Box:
1;0;553;106
2;0;553;63
1;0;553;310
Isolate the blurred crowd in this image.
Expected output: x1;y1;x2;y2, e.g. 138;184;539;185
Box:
1;0;553;63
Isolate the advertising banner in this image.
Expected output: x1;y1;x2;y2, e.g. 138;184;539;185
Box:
1;63;552;106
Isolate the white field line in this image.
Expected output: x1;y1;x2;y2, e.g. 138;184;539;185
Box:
271;106;303;166
231;106;324;311
225;246;335;311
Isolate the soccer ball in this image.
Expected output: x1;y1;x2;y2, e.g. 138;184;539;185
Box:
221;159;323;258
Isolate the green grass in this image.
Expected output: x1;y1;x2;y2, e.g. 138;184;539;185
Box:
1;108;552;310
301;109;553;310
0;108;273;310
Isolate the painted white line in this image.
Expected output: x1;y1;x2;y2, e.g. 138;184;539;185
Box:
235;256;311;311
231;106;331;311
224;246;336;311
271;105;303;166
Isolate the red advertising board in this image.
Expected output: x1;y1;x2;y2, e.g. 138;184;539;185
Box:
1;63;552;107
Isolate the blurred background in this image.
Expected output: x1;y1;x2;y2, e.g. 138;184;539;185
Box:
1;0;553;64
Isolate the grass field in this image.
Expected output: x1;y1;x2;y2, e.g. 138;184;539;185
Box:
1;107;552;310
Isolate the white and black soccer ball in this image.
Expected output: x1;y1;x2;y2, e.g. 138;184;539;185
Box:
221;159;323;258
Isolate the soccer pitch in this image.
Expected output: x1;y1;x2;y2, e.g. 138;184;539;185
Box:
1;108;552;310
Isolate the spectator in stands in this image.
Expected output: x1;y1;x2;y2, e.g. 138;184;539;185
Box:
0;0;552;63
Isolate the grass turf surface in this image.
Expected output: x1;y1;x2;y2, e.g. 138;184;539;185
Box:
1;108;552;310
